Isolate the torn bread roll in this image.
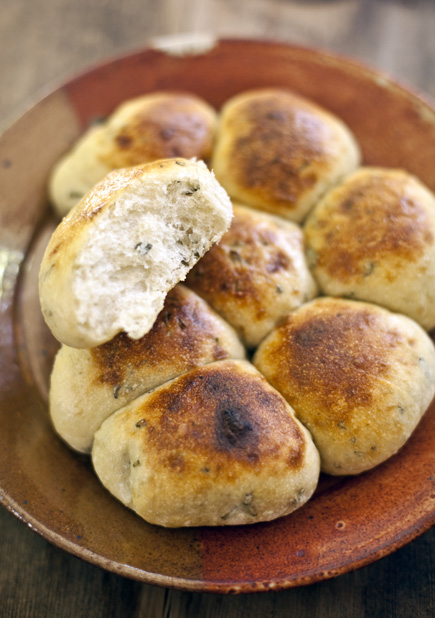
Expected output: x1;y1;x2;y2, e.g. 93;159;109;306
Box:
50;285;245;454
92;359;320;527
304;167;435;330
186;203;318;348
49;91;217;217
212;88;360;222
39;158;233;349
254;297;435;475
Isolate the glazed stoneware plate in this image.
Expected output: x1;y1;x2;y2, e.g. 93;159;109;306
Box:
1;39;435;594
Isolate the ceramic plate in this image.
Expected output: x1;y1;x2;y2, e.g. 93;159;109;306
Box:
1;39;435;594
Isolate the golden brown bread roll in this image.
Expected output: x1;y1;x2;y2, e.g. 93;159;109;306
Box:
186;203;318;347
212;88;360;222
39;158;232;349
49;91;217;216
254;297;435;475
304;167;435;330
92;359;320;527
44;86;434;527
50;285;245;454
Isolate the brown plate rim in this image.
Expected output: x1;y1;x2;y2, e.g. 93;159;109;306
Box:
1;37;435;594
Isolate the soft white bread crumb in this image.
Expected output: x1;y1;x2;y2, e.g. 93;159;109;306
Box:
39;158;233;348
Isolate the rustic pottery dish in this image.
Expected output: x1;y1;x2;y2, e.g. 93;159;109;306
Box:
1;39;435;593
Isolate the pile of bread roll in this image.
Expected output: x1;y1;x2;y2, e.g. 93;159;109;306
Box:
39;88;435;527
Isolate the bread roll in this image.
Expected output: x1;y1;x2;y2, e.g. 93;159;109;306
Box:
92;359;320;527
212;88;360;222
304;167;435;330
254;297;435;475
49;92;217;217
186;203;318;347
50;285;245;454
39;158;233;349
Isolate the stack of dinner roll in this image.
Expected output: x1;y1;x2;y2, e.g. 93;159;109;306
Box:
40;88;435;528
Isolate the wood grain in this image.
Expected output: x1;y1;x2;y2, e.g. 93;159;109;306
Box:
2;505;435;617
0;0;434;616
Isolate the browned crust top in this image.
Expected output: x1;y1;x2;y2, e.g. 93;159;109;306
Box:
256;300;406;429
133;361;306;474
308;170;434;282
90;286;233;389
101;94;216;169
186;207;300;319
222;91;342;208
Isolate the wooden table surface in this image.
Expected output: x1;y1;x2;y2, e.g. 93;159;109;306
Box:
1;0;434;616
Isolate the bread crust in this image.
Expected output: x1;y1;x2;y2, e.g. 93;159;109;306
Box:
50;285;245;453
304;167;435;329
49;91;217;216
187;203;317;347
100;91;216;169
92;360;320;527
254;297;435;475
212;88;360;222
